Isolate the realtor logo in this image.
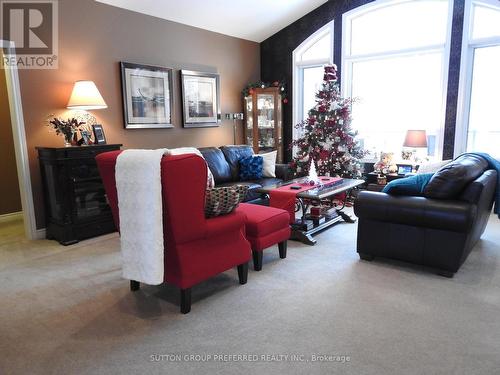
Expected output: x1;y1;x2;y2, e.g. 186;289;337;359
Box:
1;0;58;69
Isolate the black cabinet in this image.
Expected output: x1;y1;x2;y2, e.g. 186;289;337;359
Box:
37;144;122;245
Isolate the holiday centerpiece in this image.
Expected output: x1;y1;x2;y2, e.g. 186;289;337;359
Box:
290;65;365;179
242;80;288;104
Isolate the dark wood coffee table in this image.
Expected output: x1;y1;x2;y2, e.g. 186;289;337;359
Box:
256;178;365;245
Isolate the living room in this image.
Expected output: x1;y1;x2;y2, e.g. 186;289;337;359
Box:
1;0;499;374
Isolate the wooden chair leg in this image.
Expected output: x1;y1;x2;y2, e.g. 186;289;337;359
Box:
278;241;287;259
130;280;140;291
180;288;191;314
252;250;263;271
237;263;248;284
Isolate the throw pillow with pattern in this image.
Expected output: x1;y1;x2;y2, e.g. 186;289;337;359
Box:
205;185;249;218
239;155;263;181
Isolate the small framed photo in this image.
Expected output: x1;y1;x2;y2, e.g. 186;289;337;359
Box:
397;164;413;175
180;70;221;128
80;130;92;145
120;62;174;129
92;124;106;144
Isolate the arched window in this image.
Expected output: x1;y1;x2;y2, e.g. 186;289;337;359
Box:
455;0;500;157
342;0;453;160
292;21;334;145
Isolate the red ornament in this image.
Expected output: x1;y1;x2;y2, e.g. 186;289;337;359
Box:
272;81;279;87
283;98;288;104
249;88;254;95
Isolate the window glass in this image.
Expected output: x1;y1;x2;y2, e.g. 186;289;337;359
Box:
299;32;331;62
471;4;500;40
302;66;325;120
351;53;443;155
466;45;500;156
350;0;449;55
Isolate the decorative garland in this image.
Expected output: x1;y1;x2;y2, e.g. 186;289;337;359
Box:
242;81;288;104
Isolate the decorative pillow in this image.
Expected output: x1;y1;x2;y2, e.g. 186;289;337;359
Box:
382;173;434;196
417;160;451;174
239;155;263;180
166;147;215;188
423;154;488;199
205;185;249;218
259;150;277;178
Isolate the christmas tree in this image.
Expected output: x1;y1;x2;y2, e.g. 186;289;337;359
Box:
290;65;365;178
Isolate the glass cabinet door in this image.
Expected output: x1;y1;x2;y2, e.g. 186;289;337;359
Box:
257;93;275;153
244;96;253;147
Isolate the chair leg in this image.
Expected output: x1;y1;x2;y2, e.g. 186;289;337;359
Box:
252;250;263;271
237;263;248;285
359;253;374;261
278;241;287;259
180;288;191;314
130;280;140;291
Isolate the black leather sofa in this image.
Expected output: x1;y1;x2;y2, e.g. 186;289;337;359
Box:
354;154;497;277
199;145;293;202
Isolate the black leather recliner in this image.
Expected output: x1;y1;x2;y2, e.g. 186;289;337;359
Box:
354;154;497;277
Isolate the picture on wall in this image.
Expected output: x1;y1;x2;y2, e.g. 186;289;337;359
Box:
120;62;174;129
180;70;221;128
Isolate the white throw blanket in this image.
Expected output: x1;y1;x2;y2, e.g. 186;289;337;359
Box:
115;149;168;285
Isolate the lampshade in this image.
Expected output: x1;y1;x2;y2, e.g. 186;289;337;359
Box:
67;80;107;110
403;130;427;148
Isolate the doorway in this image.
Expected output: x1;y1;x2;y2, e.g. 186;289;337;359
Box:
1;40;38;240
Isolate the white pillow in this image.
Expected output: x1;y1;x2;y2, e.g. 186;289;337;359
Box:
417;160;451;174
166;147;215;187
259;150;277;178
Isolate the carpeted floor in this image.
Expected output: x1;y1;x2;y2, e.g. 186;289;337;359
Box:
1;211;500;375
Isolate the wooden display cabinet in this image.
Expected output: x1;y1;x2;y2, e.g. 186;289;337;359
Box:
243;87;283;163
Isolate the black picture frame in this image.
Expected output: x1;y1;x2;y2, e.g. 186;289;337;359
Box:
180;70;221;128
120;61;174;129
92;124;107;144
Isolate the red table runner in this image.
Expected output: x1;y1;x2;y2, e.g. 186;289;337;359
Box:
269;177;343;224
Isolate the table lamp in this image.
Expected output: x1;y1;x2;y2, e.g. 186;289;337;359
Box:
403;129;427;164
67;80;107;110
67;80;107;145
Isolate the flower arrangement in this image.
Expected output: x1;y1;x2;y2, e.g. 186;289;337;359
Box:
46;116;86;146
242;80;288;104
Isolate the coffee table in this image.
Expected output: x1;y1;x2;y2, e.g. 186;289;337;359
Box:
256;177;365;245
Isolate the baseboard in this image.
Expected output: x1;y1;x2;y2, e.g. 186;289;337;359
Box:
34;228;46;240
0;211;23;223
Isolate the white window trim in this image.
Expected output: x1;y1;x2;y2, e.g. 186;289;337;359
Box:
341;0;455;160
292;21;334;143
454;0;500;157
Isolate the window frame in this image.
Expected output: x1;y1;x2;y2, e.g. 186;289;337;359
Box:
454;0;500;157
292;21;334;145
341;0;454;160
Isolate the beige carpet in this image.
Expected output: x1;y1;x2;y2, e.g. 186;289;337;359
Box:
1;211;500;375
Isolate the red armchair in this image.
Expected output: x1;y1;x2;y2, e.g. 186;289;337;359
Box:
96;151;251;313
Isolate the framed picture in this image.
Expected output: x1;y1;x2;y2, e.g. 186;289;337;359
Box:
92;124;106;144
120;62;174;129
397;164;413;175
180;70;221;128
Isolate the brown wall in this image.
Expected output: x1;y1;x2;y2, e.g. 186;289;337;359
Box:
0;62;22;215
18;0;260;229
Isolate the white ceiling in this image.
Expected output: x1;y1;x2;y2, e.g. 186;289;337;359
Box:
95;0;329;42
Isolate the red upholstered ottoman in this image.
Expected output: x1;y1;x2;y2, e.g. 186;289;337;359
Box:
236;203;291;271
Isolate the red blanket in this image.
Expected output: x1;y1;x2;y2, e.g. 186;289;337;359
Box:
269;177;343;224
